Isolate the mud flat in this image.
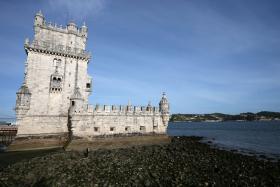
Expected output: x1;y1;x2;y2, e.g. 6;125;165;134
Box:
7;134;68;152
66;134;171;151
0;136;280;186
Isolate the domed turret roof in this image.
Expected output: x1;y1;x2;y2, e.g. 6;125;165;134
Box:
35;10;44;18
68;20;77;27
160;92;168;104
82;21;87;28
17;84;31;94
71;87;83;100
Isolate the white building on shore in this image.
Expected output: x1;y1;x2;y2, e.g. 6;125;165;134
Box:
15;11;170;139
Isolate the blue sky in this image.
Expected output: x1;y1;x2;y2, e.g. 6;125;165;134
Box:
0;0;280;117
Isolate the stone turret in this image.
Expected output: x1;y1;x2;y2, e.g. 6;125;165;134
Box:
67;20;78;34
147;101;152;112
159;92;170;126
15;83;31;120
127;99;133;112
69;87;84;114
34;10;44;26
81;22;88;38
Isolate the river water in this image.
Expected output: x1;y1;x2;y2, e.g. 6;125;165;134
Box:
167;121;280;159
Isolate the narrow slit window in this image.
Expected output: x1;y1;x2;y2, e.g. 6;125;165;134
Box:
140;126;146;131
125;126;131;131
94;127;99;132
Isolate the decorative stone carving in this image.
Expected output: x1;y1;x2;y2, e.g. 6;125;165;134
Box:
50;66;63;92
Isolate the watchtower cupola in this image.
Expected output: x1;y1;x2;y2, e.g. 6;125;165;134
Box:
69;87;84;114
67;21;78;34
159;92;169;113
147;101;152;112
15;84;31;118
159;92;170;127
34;10;44;26
81;22;88;38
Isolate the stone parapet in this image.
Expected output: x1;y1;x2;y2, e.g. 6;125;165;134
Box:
36;20;87;38
86;104;160;115
24;40;91;60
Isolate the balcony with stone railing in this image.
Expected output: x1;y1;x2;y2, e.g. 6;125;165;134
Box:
24;39;91;60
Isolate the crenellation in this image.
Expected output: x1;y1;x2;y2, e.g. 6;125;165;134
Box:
104;105;111;112
34;12;88;39
112;105;118;112
140;106;145;112
31;11;90;61
134;106;141;113
154;107;160;113
88;104;163;116
87;105;94;113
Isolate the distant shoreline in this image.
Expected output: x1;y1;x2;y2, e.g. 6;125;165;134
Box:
171;119;280;123
170;111;280;123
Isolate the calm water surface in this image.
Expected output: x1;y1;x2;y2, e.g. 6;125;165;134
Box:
167;121;280;158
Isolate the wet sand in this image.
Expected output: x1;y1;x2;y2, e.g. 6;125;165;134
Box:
0;136;279;186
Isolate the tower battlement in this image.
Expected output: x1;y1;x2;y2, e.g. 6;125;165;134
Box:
30;11;90;60
34;11;88;38
85;104;160;114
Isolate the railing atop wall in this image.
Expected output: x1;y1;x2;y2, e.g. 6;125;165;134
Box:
25;40;91;60
0;125;18;146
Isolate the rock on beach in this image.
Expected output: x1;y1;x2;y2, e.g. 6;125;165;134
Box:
0;136;279;186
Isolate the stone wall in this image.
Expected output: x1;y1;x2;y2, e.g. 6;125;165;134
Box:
71;111;166;138
70;104;167;137
16;115;68;137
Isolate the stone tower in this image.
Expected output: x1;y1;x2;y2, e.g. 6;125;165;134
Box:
15;11;92;136
159;92;170;126
14;11;170;145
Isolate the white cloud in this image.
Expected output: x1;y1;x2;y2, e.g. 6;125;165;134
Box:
48;0;106;21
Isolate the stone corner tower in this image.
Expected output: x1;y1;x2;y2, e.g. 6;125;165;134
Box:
159;92;170;127
15;11;92;137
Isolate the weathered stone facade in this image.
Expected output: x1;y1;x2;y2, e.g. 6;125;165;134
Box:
15;11;170;139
